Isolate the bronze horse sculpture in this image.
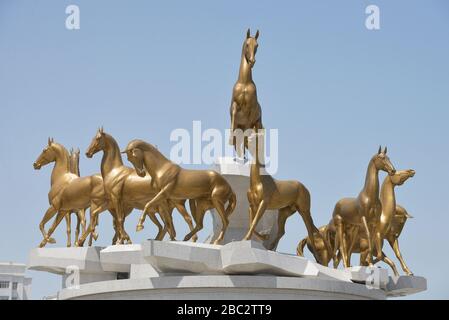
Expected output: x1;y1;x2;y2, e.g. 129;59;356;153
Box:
330;146;396;267
229;29;263;158
33;138;109;247
244;133;324;252
81;128;197;244
122;139;236;244
332;169;415;275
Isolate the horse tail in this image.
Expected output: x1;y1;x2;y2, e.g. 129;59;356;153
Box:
225;191;237;218
297;237;308;256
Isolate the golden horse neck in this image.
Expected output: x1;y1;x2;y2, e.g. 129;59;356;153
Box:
379;177;397;235
359;159;380;202
238;43;253;84
50;143;71;186
100;134;125;177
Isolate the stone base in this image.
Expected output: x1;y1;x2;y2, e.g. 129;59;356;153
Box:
28;240;426;300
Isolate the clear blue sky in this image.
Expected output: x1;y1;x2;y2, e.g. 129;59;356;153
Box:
0;0;448;299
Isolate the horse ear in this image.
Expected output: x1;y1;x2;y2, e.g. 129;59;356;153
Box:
378;145;382;154
255;30;259;39
48;137;52;146
99;126;104;134
384;146;388;154
246;28;251;39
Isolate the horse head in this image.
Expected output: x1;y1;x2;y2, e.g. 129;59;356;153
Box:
244;28;259;68
390;169;415;186
33;137;57;170
86;127;106;158
372;146;396;176
122;139;146;177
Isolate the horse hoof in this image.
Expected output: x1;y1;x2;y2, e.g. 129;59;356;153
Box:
93;232;99;241
48;238;56;244
192;236;198;243
136;225;144;232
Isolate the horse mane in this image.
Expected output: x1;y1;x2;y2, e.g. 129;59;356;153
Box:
52;142;71;172
129;139;170;162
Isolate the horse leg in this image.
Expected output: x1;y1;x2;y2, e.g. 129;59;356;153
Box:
77;202;107;247
142;182;175;215
361;215;373;266
39;210;68;247
65;213;71;247
159;202;176;241
334;215;350;268
269;207;294;250
74;212;80;244
379;251;399;276
229;101;237;150
184;203;207;242
174;201;198;242
333;251;342;269
39;206;58;244
146;209;165;240
248;193;267;241
212;199;228;245
244;199;268;240
388;236;413;275
136;210;147;232
110;197;126;245
76;209;87;244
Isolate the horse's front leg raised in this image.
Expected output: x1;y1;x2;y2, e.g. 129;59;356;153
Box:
39;210;69;247
39;206;58;244
142;182;175;215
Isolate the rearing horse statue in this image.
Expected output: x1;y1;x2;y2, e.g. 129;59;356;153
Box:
229;29;263;158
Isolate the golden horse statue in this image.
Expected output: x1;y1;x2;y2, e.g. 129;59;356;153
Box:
330;146;396;267
229;29;263;157
333;169;415;275
33;138;109;247
244;133;323;252
122;139;237;244
82;128;196;244
296;225;335;266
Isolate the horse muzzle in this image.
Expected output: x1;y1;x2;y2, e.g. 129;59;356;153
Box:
33;162;41;170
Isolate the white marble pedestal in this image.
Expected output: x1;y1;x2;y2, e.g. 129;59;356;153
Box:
28;240;426;300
